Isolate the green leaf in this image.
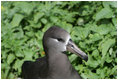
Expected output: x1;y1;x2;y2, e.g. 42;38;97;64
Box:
109;48;113;55
110;31;117;36
112;18;117;27
60;22;73;33
23;49;33;60
100;38;115;66
109;1;117;8
13;59;24;74
41;18;47;24
13;2;34;15
75;64;84;72
92;49;99;58
13;26;24;39
42;23;52;32
96;67;108;78
77;18;84;26
34;12;44;23
50;16;59;23
110;66;117;75
79;42;86;49
25;31;34;37
81;73;88;79
35;31;44;40
81;69;99;79
1;50;9;59
101;38;115;57
8;73;15;79
15;50;24;57
86;33;103;44
105;53;112;63
94;7;113;21
62;12;77;23
78;4;94;16
97;24;111;35
3;66;10;79
90;24;113;35
69;54;78;63
7;53;15;65
11;14;24;28
102;1;117;8
86;54;100;68
71;27;90;41
102;2;110;8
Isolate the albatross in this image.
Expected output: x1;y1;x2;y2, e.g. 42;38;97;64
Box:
22;26;88;79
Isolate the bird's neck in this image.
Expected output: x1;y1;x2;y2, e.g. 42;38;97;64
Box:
46;48;80;78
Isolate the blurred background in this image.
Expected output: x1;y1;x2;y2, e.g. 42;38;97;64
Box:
1;1;117;79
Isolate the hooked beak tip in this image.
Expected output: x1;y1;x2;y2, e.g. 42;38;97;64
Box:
82;55;88;62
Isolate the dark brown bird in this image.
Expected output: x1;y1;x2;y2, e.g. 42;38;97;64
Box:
22;26;88;79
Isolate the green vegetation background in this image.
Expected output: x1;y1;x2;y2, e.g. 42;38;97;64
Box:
1;1;117;79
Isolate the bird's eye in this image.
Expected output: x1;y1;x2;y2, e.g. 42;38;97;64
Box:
57;38;64;42
69;39;72;42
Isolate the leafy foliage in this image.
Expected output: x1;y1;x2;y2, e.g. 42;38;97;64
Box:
1;1;117;79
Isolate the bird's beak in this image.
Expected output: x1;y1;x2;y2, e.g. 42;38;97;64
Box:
66;39;88;62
